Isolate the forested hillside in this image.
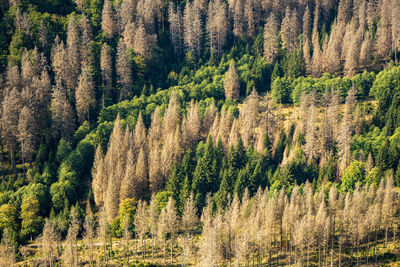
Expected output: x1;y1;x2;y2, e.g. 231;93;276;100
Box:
0;0;400;265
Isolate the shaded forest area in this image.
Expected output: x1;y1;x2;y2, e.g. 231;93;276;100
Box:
0;0;399;265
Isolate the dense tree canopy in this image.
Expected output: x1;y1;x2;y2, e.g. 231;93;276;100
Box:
0;0;400;265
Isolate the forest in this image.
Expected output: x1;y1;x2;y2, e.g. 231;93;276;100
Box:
0;0;399;265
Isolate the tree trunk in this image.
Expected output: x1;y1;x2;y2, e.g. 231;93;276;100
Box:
164;239;166;264
366;232;369;265
319;245;321;267
104;240;107;265
126;237;129;265
268;251;271;267
152;236;155;261
170;237;173;263
385;223;389;246
375;227;378;265
110;236;113;260
0;139;4;180
10;146;17;178
142;237;144;260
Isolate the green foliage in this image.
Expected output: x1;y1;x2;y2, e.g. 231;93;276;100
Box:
271;77;294;104
119;198;137;232
19;0;75;15
395;163;400;187
154;191;171;212
82;0;103;29
12;183;49;216
56;139;72;163
366;167;383;186
340;161;366;192
282;49;306;78
371;66;400;130
271;62;282;83
50;136;95;212
192;138;222;209
110;217;122;238
0;204;18;236
20;195;43;241
233;164;251;198
167;150;196;213
8;31;26;65
74;121;91;143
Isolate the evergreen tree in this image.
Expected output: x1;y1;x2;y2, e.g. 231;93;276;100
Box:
207;0;228;56
1;87;21;176
168;2;183;56
135;200;148;260
184;2;202;57
264;13;279;63
224;61;240;100
102;0;117;38
76;66;96;124
165;197;178;263
116;40;132;100
166;162;184;210
233;164;251;198
100;43;113;105
18;106;35;166
192;138;219;208
66;15;80;89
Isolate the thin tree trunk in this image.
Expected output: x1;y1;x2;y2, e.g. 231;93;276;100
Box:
0;139;4;180
152;236;155;261
375;227;378;265
258;238;262;267
366;232;369;265
135;235;138;255
104;239;107;265
10;147;17;178
182;237;186;267
385;223;389;246
357;239;359;266
164;239;166;264
110;235;113;260
170;238;173;263
126;237;129;265
142;237;144;260
319;245;321;267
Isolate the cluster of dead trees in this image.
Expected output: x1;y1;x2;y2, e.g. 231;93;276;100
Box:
29;176;398;266
197;176;399;266
91;89;282;222
102;0;400;76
